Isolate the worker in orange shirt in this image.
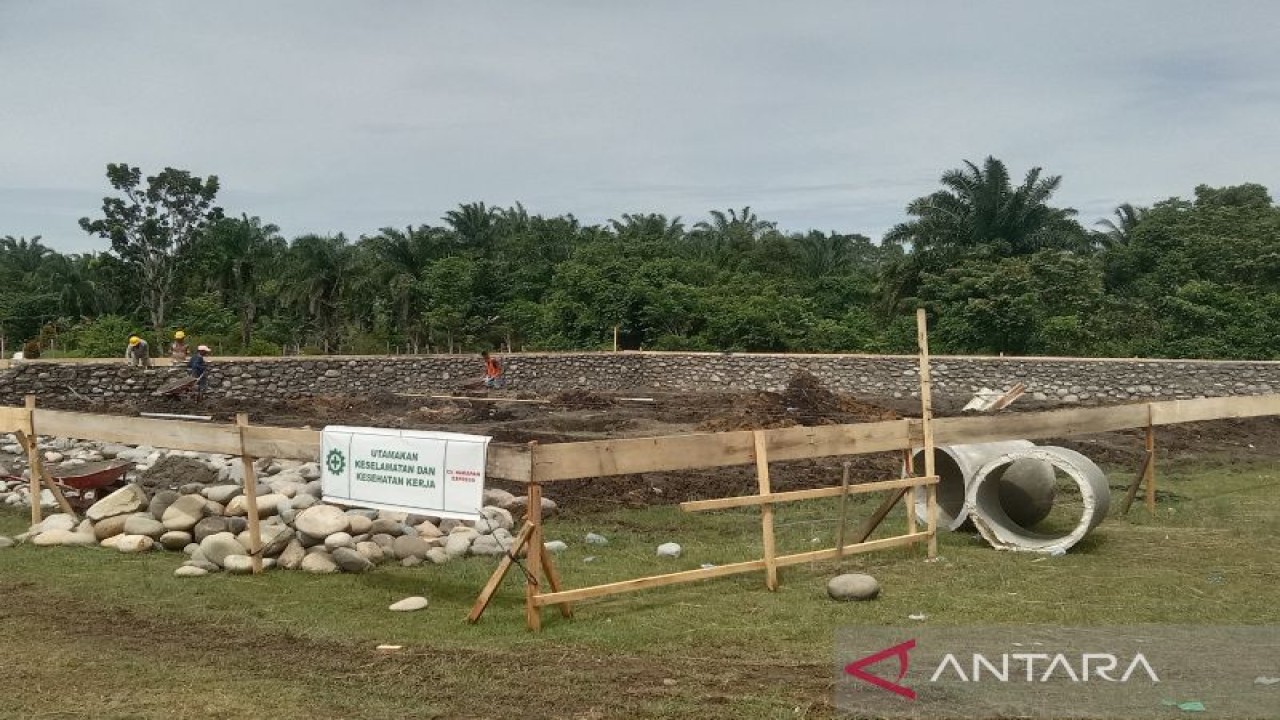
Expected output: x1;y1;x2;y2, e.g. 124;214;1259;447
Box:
481;350;506;389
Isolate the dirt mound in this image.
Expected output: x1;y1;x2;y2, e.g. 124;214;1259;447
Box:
551;389;612;409
696;372;898;431
140;455;219;492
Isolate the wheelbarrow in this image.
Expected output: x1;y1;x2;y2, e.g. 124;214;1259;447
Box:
153;375;201;400
3;460;135;512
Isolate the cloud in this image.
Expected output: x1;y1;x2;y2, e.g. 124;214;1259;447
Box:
1;1;1277;252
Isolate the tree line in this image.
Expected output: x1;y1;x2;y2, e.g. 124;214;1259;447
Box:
3;157;1278;360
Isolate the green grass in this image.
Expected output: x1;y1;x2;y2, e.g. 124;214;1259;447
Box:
1;458;1278;719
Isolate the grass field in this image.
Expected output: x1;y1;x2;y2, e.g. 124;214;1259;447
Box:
2;456;1278;719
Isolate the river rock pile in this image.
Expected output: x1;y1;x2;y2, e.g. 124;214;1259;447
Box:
1;434;556;577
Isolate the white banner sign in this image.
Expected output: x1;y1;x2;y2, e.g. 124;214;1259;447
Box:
320;425;490;520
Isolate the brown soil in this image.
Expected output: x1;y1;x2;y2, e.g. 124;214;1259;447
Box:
38;373;1280;511
140;454;220;492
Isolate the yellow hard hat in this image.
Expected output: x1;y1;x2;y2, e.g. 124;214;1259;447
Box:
175;330;185;340
128;336;141;346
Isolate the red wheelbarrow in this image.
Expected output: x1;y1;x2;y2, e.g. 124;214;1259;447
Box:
3;460;136;512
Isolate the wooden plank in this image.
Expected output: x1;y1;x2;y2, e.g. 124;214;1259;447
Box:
1120;452;1152;516
236;414;264;575
540;543;573;618
34;409;243;455
836;462;851;557
396;394;550;404
532;558;769;606
530;430;756;482
527;420;912;483
531;531;929;608
1149;394;1280;425
753;431;778;591
1144;417;1156;514
850;488;908;545
0;405;27;432
241;425;321;461
24;396;42;526
917;308;938;559
486;444;533;483
904;449;917;535
773;531;930;568
930;403;1151;446
679;475;938;512
524;482;544;631
467;522;534;623
139;412;213;421
14;428;77;519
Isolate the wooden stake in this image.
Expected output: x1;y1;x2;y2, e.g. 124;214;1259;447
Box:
753;430;778;590
904;449;917;535
850;488;909;545
235;413;264;575
1120;452;1152;516
613;325;619;352
13;429;77;520
524;481;545;631
916;308;938;559
540;543;573;618
836;461;851;558
1144;409;1157;514
467;521;534;623
23;395;43;526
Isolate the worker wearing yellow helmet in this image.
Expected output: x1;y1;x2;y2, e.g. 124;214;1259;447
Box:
125;335;151;368
170;329;189;362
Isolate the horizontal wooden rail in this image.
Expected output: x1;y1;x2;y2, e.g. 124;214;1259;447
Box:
531;531;929;607
524;394;1280;483
0;405;533;482
680;475;938;513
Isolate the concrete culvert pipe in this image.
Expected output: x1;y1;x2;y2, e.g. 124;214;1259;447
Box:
912;441;1056;531
966;446;1110;554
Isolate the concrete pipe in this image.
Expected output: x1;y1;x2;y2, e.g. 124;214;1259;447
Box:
966;446;1110;554
912;441;1056;531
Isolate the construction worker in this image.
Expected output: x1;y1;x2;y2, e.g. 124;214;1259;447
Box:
481;350;506;389
188;344;211;399
125;335;150;368
170;330;189;362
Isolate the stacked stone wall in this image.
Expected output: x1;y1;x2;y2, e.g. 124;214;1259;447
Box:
1;352;1276;406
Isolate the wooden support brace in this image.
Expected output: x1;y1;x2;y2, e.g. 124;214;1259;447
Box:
836;462;851;558
850;487;909;546
13;429;77;520
524;481;545;631
235;413;264;574
753;430;778;591
467;521;535;623
23;396;44;526
1143;419;1157;514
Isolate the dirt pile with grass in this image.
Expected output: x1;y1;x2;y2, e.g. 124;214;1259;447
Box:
697;372;899;431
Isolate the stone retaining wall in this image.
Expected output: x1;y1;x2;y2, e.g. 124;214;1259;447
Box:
1;352;1277;406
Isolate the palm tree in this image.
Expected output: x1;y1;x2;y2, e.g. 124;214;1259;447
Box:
689;206;776;264
38;254;104;317
1094;203;1148;248
201;215;284;346
366;225;445;351
282;234;353;352
796;231;853;277
443;202;499;252
1;235;52;281
884;156;1085;258
608;213;686;244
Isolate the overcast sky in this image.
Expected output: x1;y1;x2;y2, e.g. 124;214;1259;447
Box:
2;1;1278;253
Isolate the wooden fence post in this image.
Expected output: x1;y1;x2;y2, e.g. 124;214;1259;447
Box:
916;309;938;559
235;413;264;574
752;430;778;590
1144;405;1157;514
525;481;545;631
23;395;43;526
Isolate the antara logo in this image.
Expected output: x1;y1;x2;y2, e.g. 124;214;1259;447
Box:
845;640;1160;700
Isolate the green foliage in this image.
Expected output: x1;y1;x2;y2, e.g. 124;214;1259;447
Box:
6;159;1280;360
66;315;139;357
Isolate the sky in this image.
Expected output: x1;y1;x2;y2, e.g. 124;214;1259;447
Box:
2;1;1278;253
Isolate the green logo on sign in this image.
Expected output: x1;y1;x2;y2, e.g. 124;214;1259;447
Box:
326;448;346;475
